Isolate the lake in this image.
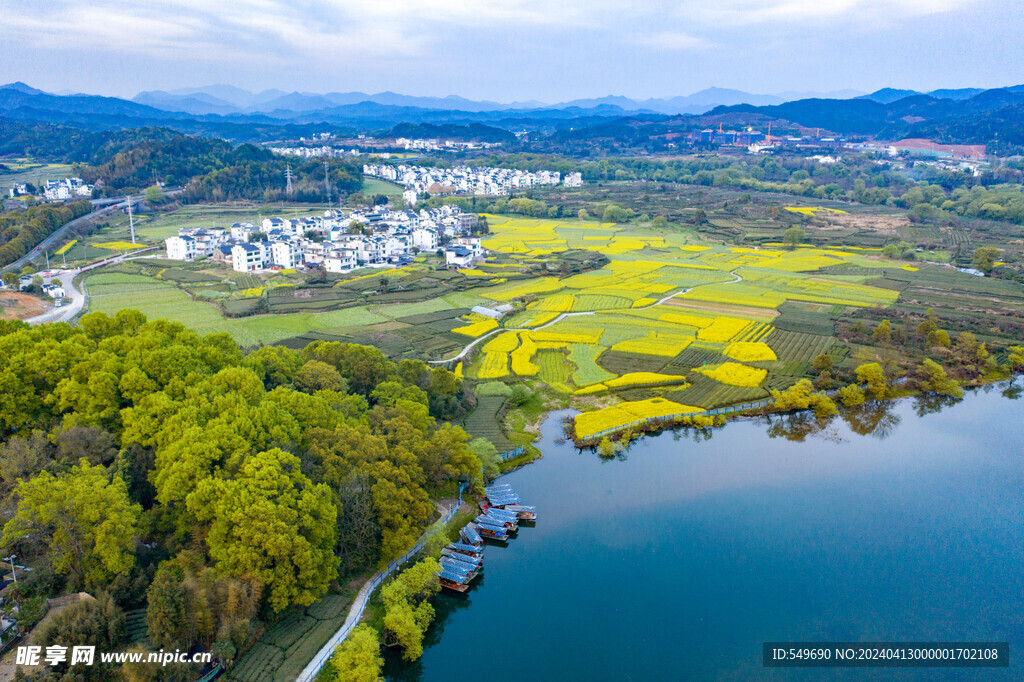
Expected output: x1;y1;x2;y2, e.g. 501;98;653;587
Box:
387;382;1024;680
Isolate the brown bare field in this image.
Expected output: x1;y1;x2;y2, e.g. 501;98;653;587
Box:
0;292;48;320
822;212;908;234
662;297;780;320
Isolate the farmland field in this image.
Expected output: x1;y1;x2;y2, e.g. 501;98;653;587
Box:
457;215;972;437
79;205;1024;443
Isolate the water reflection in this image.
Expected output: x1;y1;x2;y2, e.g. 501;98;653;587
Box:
390;383;1024;681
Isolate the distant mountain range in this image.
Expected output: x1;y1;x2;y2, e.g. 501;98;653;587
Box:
131;85;871;117
3;80;1024;154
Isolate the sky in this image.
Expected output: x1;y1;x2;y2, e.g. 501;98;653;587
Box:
2;0;1023;102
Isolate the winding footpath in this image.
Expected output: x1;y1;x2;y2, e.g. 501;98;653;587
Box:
295;498;463;682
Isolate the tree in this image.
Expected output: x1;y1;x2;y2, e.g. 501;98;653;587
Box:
294;359;348;394
769;379;836;418
381;558;440;661
187;448;339;611
2;460;140;587
35;592;125;678
144;185;166;204
972;246;1001;274
811;354;833;373
836;384;866;406
916;359;963;399
330;625;383;682
855;362;888;400
1;272;17;288
872;319;892;344
783;226;805;250
468;437;500;481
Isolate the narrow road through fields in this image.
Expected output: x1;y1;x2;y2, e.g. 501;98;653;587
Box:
23;247;159;325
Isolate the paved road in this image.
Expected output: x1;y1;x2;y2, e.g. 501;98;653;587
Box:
23;247;159;326
2;188;182;274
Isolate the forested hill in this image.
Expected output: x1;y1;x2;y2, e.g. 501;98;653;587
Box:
707;88;1024;154
0;312;492;671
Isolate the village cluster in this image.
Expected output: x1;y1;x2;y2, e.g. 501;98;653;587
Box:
7;177;95;202
165;204;485;273
362;163;582;204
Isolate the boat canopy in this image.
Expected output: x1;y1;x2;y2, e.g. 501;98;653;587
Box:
484;508;518;521
460;525;483;545
486;493;520;505
441;549;482;566
448;542;482;554
439;569;470;584
440;560;476;577
505;504;536;513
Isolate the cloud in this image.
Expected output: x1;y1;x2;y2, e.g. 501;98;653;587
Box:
634;31;714;51
669;0;978;25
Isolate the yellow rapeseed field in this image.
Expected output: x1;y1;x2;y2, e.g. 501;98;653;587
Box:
574;398;703;438
605;372;690;388
699;362;767;387
482;331;520;353
724;342;777;362
55;240;77;255
452;318;499;337
510;333;539;376
478;353;510;379
697;317;754;343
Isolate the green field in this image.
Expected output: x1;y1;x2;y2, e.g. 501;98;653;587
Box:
86;272;389;347
362;177;404;197
0;161;77;188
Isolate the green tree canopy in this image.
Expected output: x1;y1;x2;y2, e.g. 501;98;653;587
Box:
2;460;140;587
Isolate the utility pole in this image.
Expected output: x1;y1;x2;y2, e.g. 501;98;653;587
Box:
44;250;49;270
324;161;332;213
127;196;136;245
3;554;16;582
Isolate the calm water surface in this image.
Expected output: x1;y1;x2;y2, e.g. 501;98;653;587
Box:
387;383;1023;680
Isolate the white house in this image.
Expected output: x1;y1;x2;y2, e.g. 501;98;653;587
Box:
270;241;299;268
231;223;256;241
165;235;197;261
324;248;358;272
231;243;264;272
445;247;476;267
402;189;418;206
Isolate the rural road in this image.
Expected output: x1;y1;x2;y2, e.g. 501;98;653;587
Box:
23;247;159;325
1;188;182;274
